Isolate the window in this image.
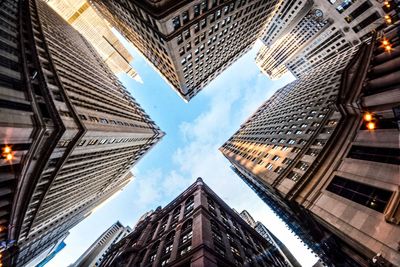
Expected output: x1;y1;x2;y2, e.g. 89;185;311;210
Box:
99;139;107;145
272;155;280;161
179;244;192;256
172;16;181;29
182;11;189;24
181;230;192;244
326;176;393;213
77;140;85;146
296;161;309;171
88;139;97;145
230;244;241;257
184;196;194;215
274;166;284;174
287;171;301;181
164;243;173;254
194;4;200;16
265;163;273;170
348;145;400;165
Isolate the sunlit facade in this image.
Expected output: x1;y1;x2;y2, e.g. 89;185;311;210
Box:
45;0;141;82
255;0;389;79
72;221;131;267
90;0;279;101
0;0;163;265
221;23;400;266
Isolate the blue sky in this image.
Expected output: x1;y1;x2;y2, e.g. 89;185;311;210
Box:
46;36;318;266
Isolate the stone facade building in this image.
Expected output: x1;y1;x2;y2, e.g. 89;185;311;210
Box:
0;0;163;265
99;178;291;267
45;0;141;82
221;23;400;266
255;0;391;79
89;0;279;101
72;221;132;267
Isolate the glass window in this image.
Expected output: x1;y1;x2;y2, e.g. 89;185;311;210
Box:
326;176;393;213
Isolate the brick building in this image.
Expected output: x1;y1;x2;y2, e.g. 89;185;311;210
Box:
100;178;290;267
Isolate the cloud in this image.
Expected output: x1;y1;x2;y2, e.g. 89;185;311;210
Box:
132;168;164;206
134;44;316;266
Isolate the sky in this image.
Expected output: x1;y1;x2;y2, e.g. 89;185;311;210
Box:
46;36;318;266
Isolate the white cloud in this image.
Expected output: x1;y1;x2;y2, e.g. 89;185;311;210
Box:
133;168;164;206
135;46;317;266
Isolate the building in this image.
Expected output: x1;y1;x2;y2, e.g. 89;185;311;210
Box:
255;0;392;79
239;211;301;267
254;222;302;267
0;0;163;265
24;232;68;267
239;210;256;227
72;221;131;267
89;0;279;101
99;178;291;267
45;0;142;83
221;23;400;266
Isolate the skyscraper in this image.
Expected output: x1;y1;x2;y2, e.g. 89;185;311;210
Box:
89;0;279;101
99;178;291;267
239;210;301;267
239;210;256;227
221;23;400;266
45;0;142;83
0;0;163;265
255;0;389;79
72;221;132;267
23;232;68;267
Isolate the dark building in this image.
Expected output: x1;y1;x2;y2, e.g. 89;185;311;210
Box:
221;21;400;266
89;0;279;101
0;0;163;265
99;178;291;267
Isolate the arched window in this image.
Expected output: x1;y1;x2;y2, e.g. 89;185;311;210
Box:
136;249;146;264
164;232;175;256
148;241;159;263
172;206;181;220
184;196;194;216
159;216;169;234
181;219;192;232
165;231;175;243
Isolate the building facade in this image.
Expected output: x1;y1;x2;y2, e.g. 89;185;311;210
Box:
239;211;301;267
99;178;291;267
72;221;132;267
45;0;142;82
239;210;256;227
255;0;392;79
221;23;400;266
23;232;68;267
89;0;279;101
0;0;163;265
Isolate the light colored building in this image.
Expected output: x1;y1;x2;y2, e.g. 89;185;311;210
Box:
221;23;400;266
24;232;68;267
0;0;163;264
72;221;131;267
239;210;256;227
239;211;302;267
46;0;142;82
255;0;390;79
90;0;280;101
